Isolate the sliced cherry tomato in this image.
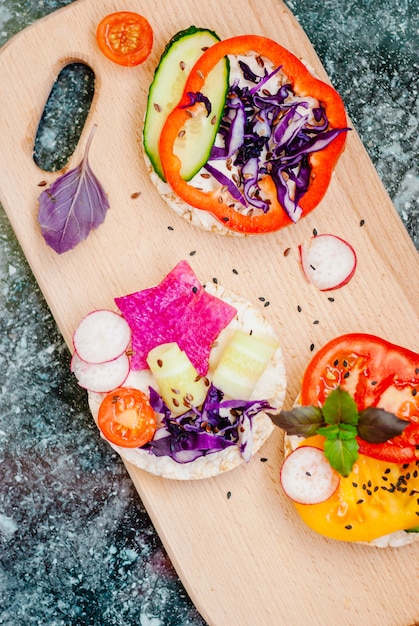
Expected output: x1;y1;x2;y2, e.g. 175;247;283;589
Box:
96;12;153;67
300;334;419;463
98;387;157;448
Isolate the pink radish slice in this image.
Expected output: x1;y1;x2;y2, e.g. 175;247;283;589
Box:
280;446;340;505
71;352;130;393
299;234;357;291
73;309;131;364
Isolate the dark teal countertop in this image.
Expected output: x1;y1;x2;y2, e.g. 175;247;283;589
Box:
0;2;417;624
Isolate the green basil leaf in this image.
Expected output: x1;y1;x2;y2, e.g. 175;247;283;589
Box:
324;437;359;477
322;386;359;426
337;423;358;440
317;424;340;439
268;406;324;437
357;407;409;443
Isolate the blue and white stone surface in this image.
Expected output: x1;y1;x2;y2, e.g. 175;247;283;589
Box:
0;1;417;624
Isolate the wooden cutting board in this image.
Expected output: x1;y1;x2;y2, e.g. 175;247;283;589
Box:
0;0;418;624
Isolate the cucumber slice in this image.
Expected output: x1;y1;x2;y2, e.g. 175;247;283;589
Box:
146;342;208;415
212;330;279;400
143;26;229;181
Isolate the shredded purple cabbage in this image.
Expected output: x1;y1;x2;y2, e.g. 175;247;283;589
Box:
180;91;212;117
207;61;350;222
143;384;273;464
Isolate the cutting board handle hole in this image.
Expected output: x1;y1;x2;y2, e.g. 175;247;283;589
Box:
33;62;95;172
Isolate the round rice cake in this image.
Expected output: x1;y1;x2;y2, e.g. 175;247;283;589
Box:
89;281;287;480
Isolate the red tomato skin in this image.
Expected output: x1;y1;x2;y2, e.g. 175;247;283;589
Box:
96;12;153;67
98;387;157;448
301;333;419;463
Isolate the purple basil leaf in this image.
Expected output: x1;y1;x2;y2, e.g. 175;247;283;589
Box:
37;125;109;254
357;407;409;443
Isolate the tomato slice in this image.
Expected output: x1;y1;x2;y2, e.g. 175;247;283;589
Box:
96;12;153;67
98;387;157;448
301;333;419;463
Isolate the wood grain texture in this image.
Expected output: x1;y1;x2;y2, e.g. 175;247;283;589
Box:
0;0;418;624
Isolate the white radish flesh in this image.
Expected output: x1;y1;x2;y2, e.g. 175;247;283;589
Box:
73;309;131;364
299;234;357;291
280;445;340;505
71;352;130;393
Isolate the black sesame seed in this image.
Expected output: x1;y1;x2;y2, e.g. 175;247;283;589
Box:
334;359;339;366
310;343;315;351
313;228;318;236
264;301;270;307
297;305;302;312
260;457;268;463
259;296;265;302
345;525;353;530
232;268;238;275
356;499;364;504
352;482;358;488
306;471;312;477
328;297;335;302
167;225;174;231
192;286;198;294
227;491;232;499
213;277;218;284
382;475;388;481
384;468;391;474
343;372;350;379
412;389;417;396
360;219;365;227
189;250;196;256
313;320;319;324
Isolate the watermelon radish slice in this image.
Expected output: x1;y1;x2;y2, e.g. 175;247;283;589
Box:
280;445;340;505
73;309;131;364
299;233;357;291
71;351;130;393
115;260;237;375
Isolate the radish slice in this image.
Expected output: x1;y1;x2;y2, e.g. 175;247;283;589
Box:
71;352;130;393
280;446;340;505
73;309;131;364
299;234;357;291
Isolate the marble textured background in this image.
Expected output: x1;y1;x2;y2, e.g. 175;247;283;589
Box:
0;1;417;624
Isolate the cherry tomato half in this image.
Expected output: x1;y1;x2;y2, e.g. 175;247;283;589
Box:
98;387;157;448
96;12;153;67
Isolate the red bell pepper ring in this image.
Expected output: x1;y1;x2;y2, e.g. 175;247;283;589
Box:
159;35;349;234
